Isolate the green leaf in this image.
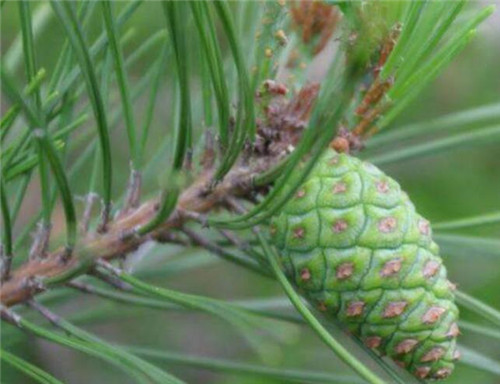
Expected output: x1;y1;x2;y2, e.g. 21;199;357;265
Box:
107;267;293;360
49;1;141;113
459;345;500;376
394;2;465;87
367;124;500;165
12;44;164;250
0;181;13;264
456;290;500;327
47;2;97;94
459;320;500;342
190;1;230;149
101;1;139;169
436;234;500;259
4;140;65;182
1;69;76;250
0;348;63;384
379;2;425;81
14;316;181;384
434;211;500;230
1;68;46;141
33;306;184;384
368;102;500;148
212;0;255;181
3;2;53;73
18;1;52;225
140;44;169;161
250;1;287;91
50;0;113;215
162;1;192;170
11;174;32;223
126;346;363;384
136;186;178;236
34;130;77;250
380;4;491;129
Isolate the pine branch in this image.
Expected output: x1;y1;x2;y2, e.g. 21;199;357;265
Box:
0;149;282;307
1;2;497;382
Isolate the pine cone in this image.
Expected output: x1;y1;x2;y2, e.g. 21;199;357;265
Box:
270;148;459;380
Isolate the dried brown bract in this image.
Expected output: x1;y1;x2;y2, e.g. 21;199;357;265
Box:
290;0;340;55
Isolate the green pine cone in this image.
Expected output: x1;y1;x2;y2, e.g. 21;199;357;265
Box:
270;148;459;380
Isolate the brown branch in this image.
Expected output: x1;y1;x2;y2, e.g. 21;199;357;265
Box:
0;157;278;308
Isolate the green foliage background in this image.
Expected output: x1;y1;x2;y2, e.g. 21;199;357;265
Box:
1;1;499;383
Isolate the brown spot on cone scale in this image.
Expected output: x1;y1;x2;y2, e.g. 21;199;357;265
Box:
383;301;407;318
446;322;460;338
332;219;348;233
346;301;365;317
296;189;306;198
376;180;390;193
336;262;354;279
293;227;305;239
378;217;397;233
421;347;445;362
423;260;440;278
300;268;311;281
433;367;452;379
332;182;347;194
415;366;431;379
418;219;430;236
364;336;382;348
395;339;419;354
422;306;446;324
380;258;402;277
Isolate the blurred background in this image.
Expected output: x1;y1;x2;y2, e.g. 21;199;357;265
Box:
1;2;499;383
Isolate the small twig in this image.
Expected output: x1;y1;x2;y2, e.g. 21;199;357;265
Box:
182;227;228;255
21;276;46;298
225;197;247;215
80;192;99;234
154;231;190;246
223;199;268;265
96;259;122;277
219;229;251;251
183;149;193;171
0;245;13;283
0;304;22;326
181;226;269;276
29;221;52;261
89;267;132;291
96;200;112;234
67;280;99;295
201;130;216;170
177;208;209;227
27;300;61;327
118;168;142;219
